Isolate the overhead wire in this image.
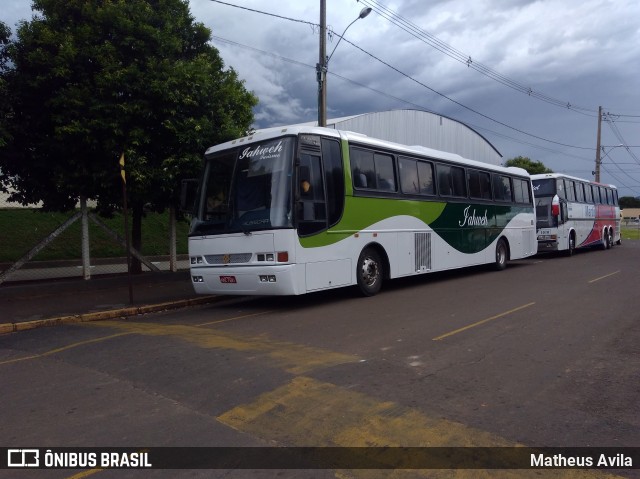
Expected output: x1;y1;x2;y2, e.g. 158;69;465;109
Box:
208;0;640;192
213;34;595;159
338;35;593;150
209;0;594;150
358;0;597;116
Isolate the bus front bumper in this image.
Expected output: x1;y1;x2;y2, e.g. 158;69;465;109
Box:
189;264;303;296
537;240;558;252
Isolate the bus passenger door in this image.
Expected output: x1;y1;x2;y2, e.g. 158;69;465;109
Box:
296;153;327;236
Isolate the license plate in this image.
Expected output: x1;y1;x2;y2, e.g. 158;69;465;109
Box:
219;275;237;284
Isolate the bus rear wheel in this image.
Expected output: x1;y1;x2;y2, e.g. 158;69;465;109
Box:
494;239;508;271
357;247;383;296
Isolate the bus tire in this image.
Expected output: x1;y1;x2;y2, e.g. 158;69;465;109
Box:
601;229;611;250
566;232;576;256
494;239;508;271
356;247;383;296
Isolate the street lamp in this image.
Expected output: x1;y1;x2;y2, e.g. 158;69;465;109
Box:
317;4;372;127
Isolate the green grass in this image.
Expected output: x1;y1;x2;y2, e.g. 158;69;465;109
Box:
0;209;190;263
621;226;640;241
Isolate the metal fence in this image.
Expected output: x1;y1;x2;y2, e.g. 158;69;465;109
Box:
0;193;189;285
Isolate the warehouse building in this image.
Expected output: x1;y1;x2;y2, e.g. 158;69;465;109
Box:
298;109;503;166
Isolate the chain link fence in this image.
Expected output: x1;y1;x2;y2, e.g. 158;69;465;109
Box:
0;192;190;285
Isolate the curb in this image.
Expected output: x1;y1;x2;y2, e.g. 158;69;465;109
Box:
0;295;223;334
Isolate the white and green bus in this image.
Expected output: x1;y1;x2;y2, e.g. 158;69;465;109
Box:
182;126;536;296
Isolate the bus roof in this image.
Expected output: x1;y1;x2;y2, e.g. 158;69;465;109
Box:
530;173;617;189
205;125;530;178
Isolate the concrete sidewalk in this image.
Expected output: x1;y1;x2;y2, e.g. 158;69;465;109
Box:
0;271;222;334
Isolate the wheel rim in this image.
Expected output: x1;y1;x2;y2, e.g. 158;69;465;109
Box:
497;244;506;265
360;256;380;287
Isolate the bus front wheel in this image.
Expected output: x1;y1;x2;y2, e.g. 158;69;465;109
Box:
566;232;576;256
357;247;383;296
494;239;508;271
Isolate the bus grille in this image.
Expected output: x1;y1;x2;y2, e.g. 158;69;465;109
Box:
415;232;432;272
204;253;253;264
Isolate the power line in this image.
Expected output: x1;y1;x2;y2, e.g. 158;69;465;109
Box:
358;0;598;116
213;34;595;156
209;0;316;28
338;36;593;150
208;2;594;151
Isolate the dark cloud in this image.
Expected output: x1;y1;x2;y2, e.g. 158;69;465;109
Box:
4;0;640;194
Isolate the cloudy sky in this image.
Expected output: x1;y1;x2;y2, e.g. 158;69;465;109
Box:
3;0;640;196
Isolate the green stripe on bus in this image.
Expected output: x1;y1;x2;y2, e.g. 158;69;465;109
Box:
299;197;446;248
300;199;527;252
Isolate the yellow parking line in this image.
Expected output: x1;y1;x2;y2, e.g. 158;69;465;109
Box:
196;310;272;327
0;332;131;366
65;468;104;479
432;302;535;341
588;270;620;283
0;311;272;367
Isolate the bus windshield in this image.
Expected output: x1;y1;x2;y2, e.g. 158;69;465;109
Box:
532;179;557;229
191;137;295;235
532;178;556;197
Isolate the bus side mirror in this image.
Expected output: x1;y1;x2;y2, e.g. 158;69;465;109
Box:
180;179;199;213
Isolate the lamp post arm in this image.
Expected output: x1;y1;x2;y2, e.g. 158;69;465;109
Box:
327;18;359;64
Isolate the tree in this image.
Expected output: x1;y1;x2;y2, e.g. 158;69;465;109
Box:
1;0;257;271
504;156;553;174
0;21;11;150
619;196;640;209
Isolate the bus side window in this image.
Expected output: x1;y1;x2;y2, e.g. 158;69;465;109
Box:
493;174;512;202
399;157;420;194
584;184;593;203
437;164;452;196
576;183;585;202
351;147;375;190
437;164;466;197
468;169;491;200
468;170;481;199
513;178;531;204
418;161;435;196
566;180;576;202
374;153;396;191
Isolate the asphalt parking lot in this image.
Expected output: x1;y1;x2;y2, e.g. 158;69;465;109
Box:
1;242;639;478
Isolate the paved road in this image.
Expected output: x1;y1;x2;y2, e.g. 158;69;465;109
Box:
1;243;639;478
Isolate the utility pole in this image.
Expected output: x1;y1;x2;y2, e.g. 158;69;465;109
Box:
595;105;602;183
317;0;327;127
